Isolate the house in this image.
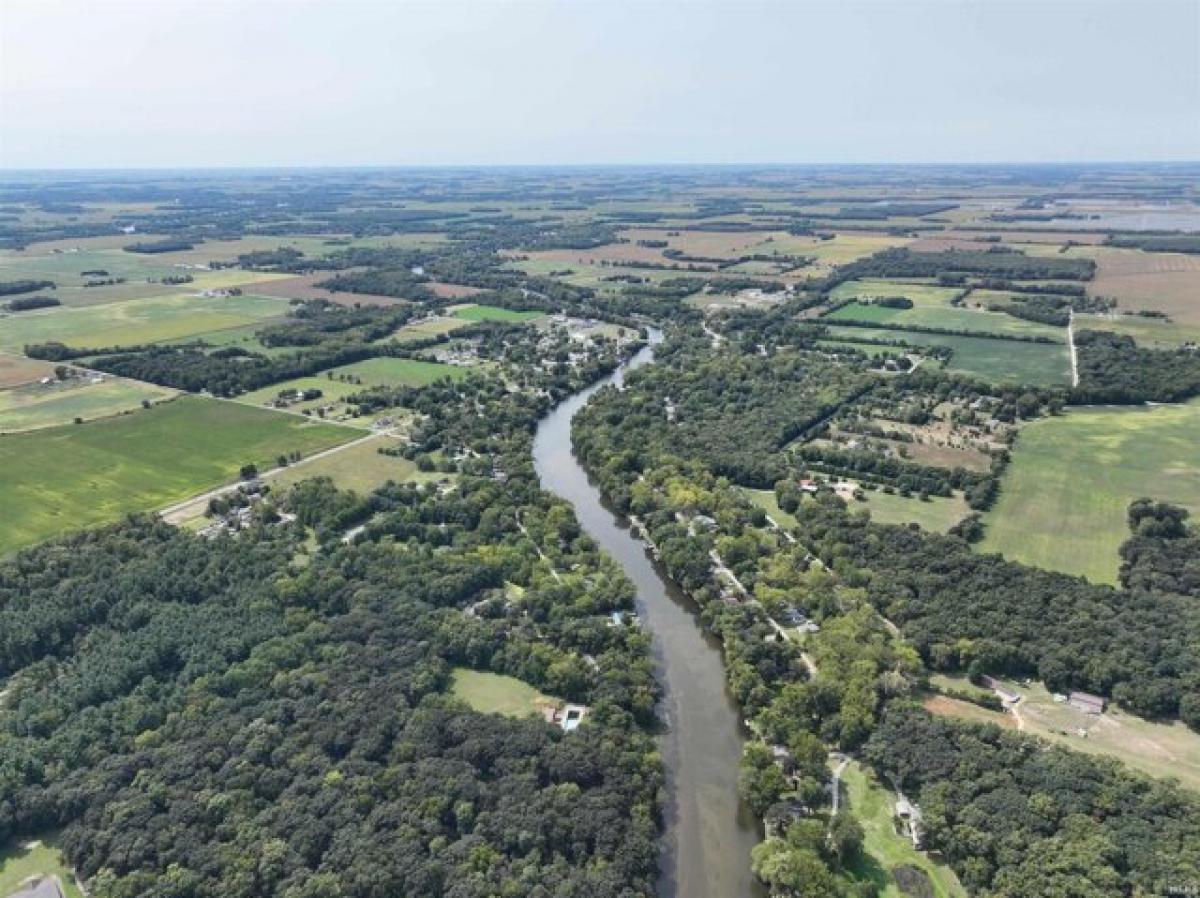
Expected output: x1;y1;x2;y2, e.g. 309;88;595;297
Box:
1068;691;1106;715
799;479;819;493
895;798;924;848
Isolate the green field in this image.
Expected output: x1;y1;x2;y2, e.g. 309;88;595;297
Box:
841;761;965;898
0;293;290;351
0;839;84;898
268;436;442;495
0;395;353;556
0;377;176;432
450;667;557;718
980;400;1200;584
235;376;371;412
830;279;963;308
387;316;470;343
825;303;1065;341
854;489;971;532
823;326;1072;386
328;356;469;386
1074;313;1200;350
451;303;544;322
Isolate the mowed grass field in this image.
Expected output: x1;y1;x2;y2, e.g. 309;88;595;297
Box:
823;326;1072;386
329;356;469;385
387;316;470;343
1074;313;1200;350
0;377;176;432
840;761;965;898
980;399;1200;584
451;303;544;323
450;668;558;718
0;839;84;898
0;293;290;351
853;489;971;533
267;435;440;495
0;395;353;556
829;278;963;308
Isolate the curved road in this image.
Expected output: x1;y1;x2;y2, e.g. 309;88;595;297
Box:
533;331;763;898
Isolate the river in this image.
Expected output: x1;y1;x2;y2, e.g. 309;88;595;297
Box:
532;330;764;898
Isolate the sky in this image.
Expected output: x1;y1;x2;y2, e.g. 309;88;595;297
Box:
1;0;1197;168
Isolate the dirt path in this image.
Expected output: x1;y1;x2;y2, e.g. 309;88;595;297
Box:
829;753;851;816
158;432;381;524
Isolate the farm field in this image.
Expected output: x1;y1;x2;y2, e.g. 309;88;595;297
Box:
0;839;84;898
741;233;913;272
840;761;966;898
824;302;1066;341
387;315;470;343
0;351;56;388
980;399;1200;584
0;376;176;432
1067;245;1200;325
1073;312;1200;349
449;668;558;719
0;395;354;556
822;326;1072;386
0;292;290;351
451;303;544;323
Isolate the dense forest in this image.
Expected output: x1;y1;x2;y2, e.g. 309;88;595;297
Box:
1072;330;1200;403
1119;499;1200;597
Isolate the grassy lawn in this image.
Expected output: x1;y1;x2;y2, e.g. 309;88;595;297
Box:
823;326;1072;387
387;316;470;343
830;279;963;308
0;377;177;432
328;356;469;386
0;838;84;898
450;668;558;718
852;489;971;533
269;435;444;495
0;293;291;351
982;680;1200;792
841;761;965;898
980;399;1200;584
451;303;544;323
0;395;353;556
742;487;801;529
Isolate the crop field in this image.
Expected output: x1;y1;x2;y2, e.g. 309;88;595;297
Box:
822;326;1072;386
619;227;778;260
450;668;558;718
0;376;176;432
829;279;964;308
1074;312;1200;349
328;356;469;385
840;761;966;898
0;351;56;388
451;303;544;322
0;293;291;351
250;272;411;307
1068;246;1200;325
0;395;354;556
741;233;913;272
0;839;84;898
980;399;1200;584
824;302;1065;341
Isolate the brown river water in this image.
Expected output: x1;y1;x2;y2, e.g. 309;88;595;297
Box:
532;330;764;897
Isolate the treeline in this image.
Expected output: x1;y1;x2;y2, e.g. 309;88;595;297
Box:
984;294;1071;326
4;295;60;311
0;278;55;295
1119;499;1200;597
864;707;1200;897
316;267;437;302
821;248;1095;290
1107;233;1200;254
788;499;1200;726
123;237;196;253
1072;330;1200;404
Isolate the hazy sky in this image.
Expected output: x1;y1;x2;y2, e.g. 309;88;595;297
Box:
1;0;1197;168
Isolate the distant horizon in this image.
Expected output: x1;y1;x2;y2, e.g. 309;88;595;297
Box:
2;0;1196;169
